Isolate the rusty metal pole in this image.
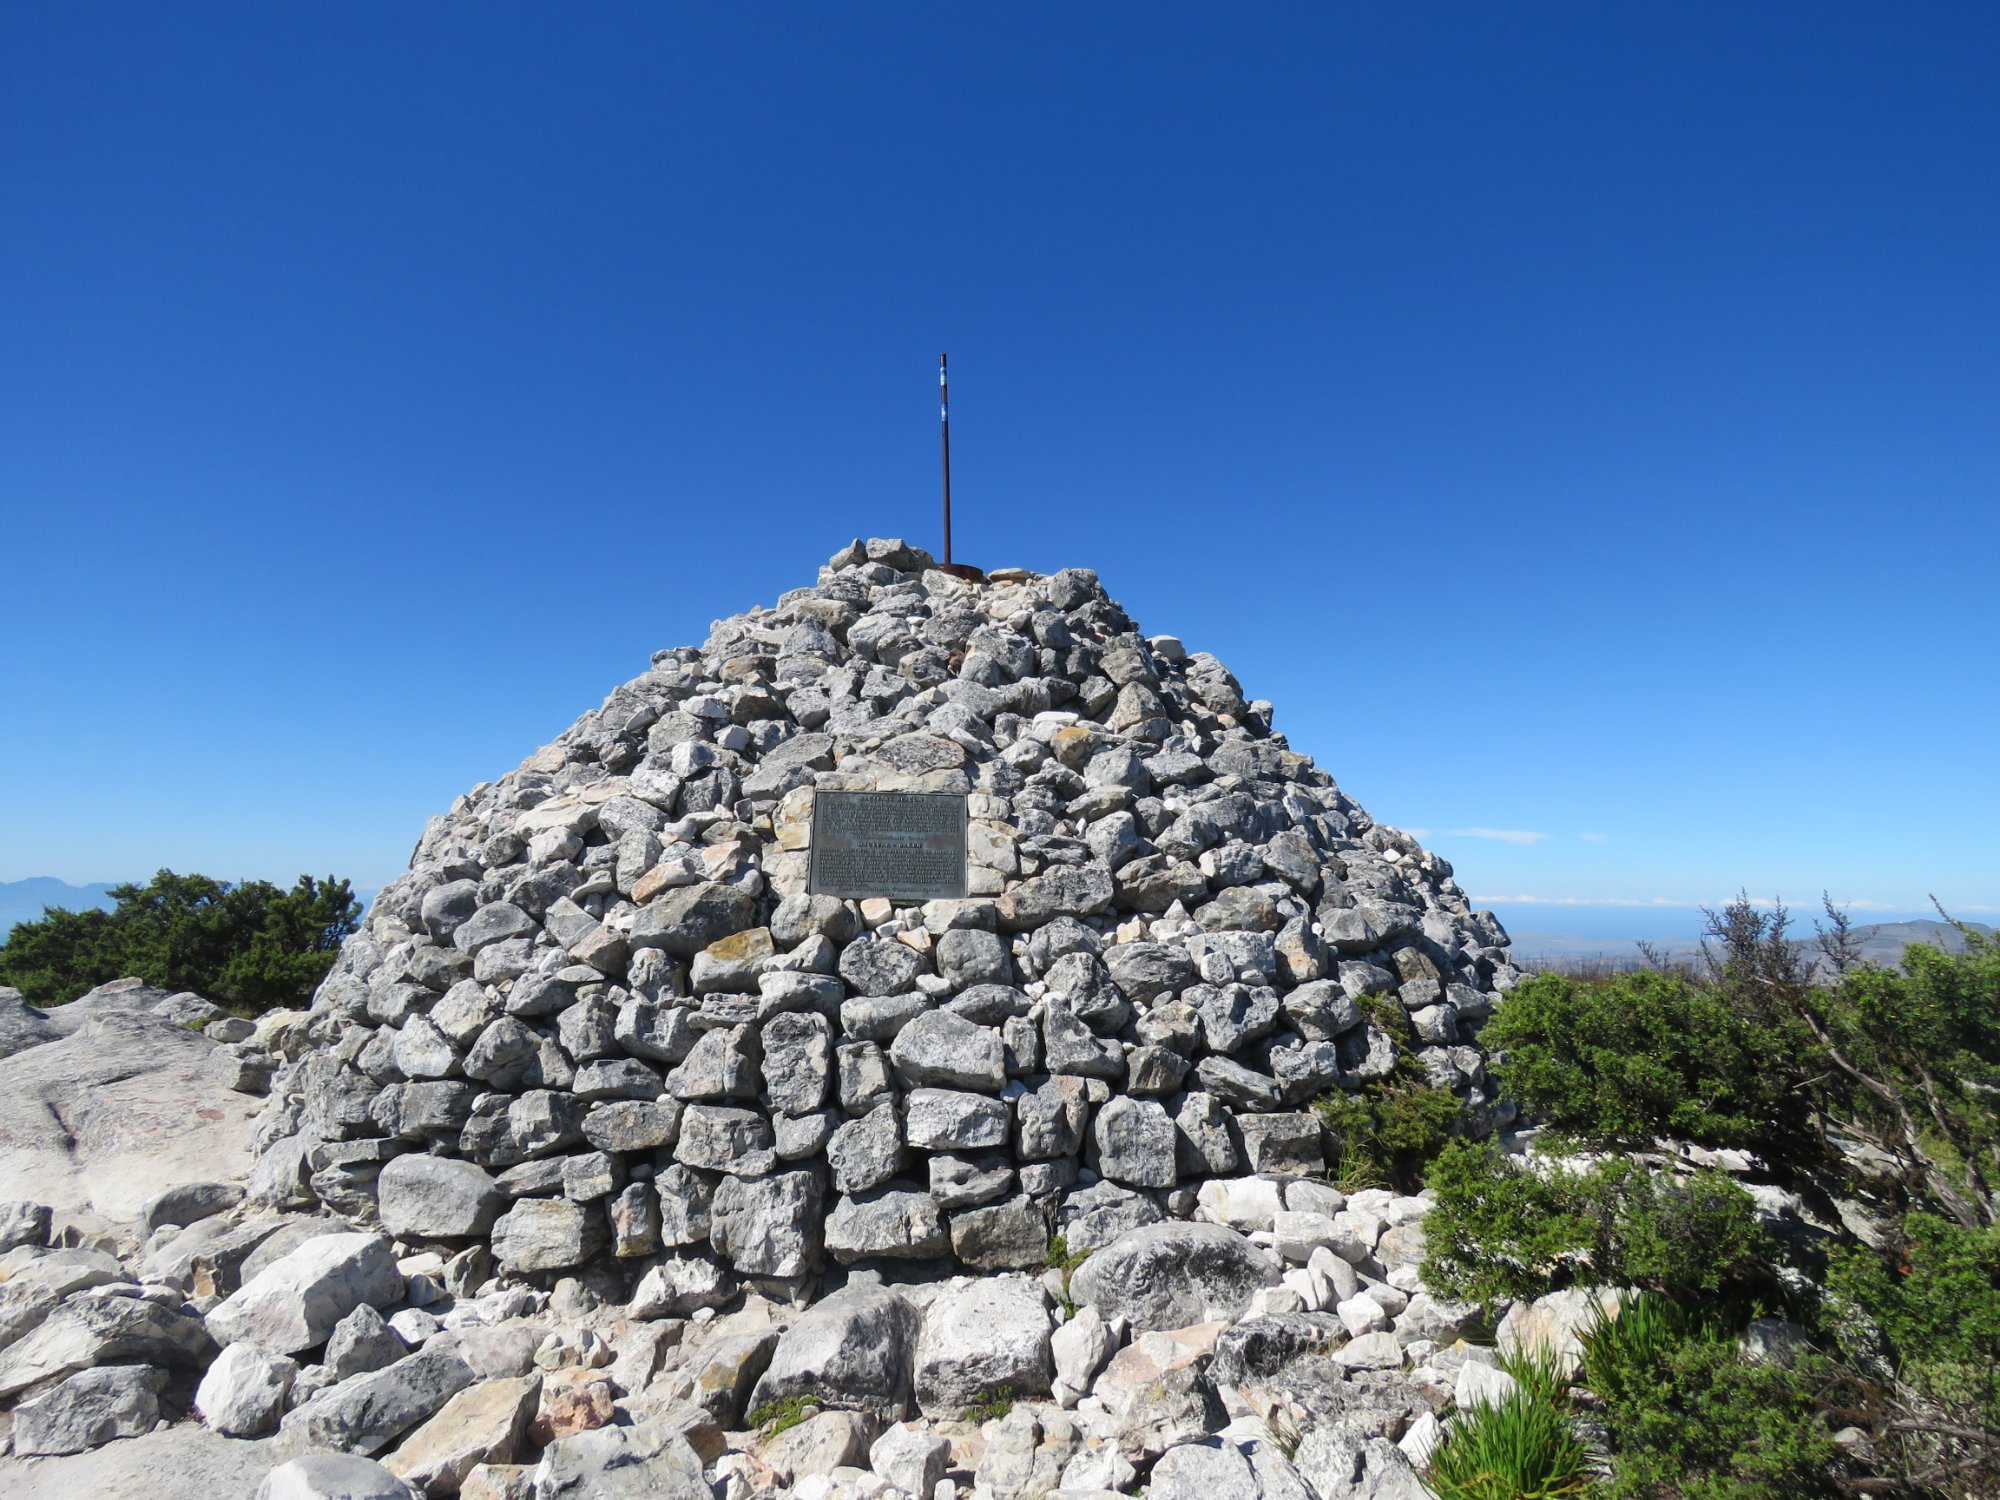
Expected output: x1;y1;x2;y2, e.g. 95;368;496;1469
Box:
939;352;952;567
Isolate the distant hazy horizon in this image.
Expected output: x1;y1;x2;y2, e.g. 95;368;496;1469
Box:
4;876;1976;966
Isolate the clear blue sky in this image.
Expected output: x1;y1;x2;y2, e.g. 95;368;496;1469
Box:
3;4;1995;943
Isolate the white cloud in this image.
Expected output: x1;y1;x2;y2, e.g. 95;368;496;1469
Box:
1473;894;1691;907
1448;828;1549;846
1741;897;1905;913
1578;832;1608;844
1476;894;1983;914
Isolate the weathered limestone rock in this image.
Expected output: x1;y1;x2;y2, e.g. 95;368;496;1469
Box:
12;1363;165;1455
382;1373;541;1496
752;1281;920;1416
1090;1096;1178;1188
205;1232;402;1355
490;1200;605;1275
914;1275;1053;1413
141;1181;246;1233
196;1340;298;1436
256;1453;418;1500
825;1185;949;1262
948;1195;1049;1271
689;1329;779;1424
281;1345;476;1456
827;1103;904;1194
903;1088;1010;1151
1234;1114;1325;1176
870;1422;952;1497
630;1249;734;1316
754;1408;875;1485
889;1011;1006;1092
378;1155;505;1239
325;1304;409;1382
708;1170;821;1277
0;1291;212;1399
975;1405;1079;1500
1070;1222;1279;1331
1050;1303;1118;1408
629;883;759;961
1093;1323;1226;1462
1149;1440;1263;1500
532;1421;709;1500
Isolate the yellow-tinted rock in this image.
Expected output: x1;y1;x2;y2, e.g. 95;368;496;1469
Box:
703;928;775;966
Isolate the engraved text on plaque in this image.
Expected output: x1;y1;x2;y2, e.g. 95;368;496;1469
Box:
807;790;968;901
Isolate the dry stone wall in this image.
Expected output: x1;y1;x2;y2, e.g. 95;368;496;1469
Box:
254;540;1520;1296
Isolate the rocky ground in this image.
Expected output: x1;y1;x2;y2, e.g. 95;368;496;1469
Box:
2;978;1585;1500
0;542;1578;1498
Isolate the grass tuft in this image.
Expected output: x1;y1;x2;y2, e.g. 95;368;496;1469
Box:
962;1385;1016;1424
747;1395;817;1436
1422;1390;1593;1500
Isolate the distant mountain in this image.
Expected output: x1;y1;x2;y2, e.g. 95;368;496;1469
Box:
0;878;122;942
1517;918;1993;977
1830;918;1994;971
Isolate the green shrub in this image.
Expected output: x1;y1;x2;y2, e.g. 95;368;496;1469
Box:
0;868;361;1015
1422;1143;1773;1306
1829;1212;2000;1432
1423;1388;1591;1500
1483;900;2000;1232
1597;1158;1773;1303
1577;1292;1710;1407
1703;897;1997;1226
1579;1298;1843;1500
1813;932;2000;1225
1315;1077;1464;1192
1482;969;1810;1156
1422;1142;1600;1302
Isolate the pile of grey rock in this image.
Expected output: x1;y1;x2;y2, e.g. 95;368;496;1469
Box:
257;540;1518;1296
0;542;1544;1499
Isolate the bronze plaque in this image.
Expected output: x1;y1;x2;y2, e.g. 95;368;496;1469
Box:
807;790;968;901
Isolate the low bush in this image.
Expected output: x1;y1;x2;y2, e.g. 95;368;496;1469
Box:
1480;968;1811;1158
1578;1297;1844;1500
1315;1076;1464;1192
1422;1143;1773;1306
1830;1212;2000;1436
1421;1141;1598;1302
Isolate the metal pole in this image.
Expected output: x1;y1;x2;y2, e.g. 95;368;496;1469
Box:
939;353;952;567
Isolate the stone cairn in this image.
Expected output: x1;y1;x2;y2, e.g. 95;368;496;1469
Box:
256;539;1519;1298
0;540;1556;1498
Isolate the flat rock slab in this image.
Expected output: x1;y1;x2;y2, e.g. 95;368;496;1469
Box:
0;1421;277;1500
0;1003;261;1236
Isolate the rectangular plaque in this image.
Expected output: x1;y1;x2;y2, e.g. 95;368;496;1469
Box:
807;790;969;901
